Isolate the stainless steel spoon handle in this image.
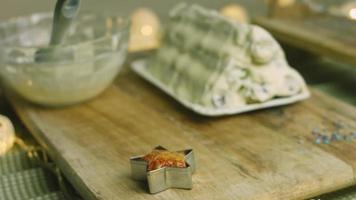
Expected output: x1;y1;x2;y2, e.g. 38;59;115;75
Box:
62;0;81;18
50;0;81;45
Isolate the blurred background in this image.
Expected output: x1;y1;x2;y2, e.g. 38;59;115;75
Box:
0;0;266;20
0;0;350;20
0;1;355;200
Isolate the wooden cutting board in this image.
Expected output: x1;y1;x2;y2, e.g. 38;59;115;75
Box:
9;66;356;200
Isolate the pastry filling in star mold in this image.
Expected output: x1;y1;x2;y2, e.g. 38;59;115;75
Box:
143;149;186;171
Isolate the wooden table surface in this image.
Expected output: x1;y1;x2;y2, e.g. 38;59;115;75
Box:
8;64;356;200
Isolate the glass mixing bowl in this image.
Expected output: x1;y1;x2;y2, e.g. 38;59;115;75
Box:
0;13;129;106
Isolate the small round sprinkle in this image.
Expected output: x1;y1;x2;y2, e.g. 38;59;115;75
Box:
334;132;343;141
315;136;323;144
312;128;320;136
333;121;344;130
331;133;338;141
323;138;330;145
351;131;356;138
346;135;353;142
315;137;322;144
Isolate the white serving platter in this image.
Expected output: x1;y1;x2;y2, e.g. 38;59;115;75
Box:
131;59;310;117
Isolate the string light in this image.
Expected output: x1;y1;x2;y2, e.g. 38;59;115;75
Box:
27;80;33;86
220;4;249;23
129;8;161;52
339;1;356;20
140;25;153;36
275;0;295;8
349;8;356;19
265;0;295;8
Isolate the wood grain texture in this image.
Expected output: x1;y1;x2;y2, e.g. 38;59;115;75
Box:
253;16;356;67
9;66;356;200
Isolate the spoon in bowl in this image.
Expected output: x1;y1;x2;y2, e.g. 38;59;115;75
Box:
35;0;81;62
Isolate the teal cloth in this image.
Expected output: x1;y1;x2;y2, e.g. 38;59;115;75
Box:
0;148;66;200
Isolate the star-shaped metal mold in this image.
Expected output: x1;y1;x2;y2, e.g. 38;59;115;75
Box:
130;146;196;194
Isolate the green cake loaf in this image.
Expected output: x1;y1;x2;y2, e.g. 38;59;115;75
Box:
148;3;308;109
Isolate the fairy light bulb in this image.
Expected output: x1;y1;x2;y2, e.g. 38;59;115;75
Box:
129;8;161;52
265;0;295;8
350;8;356;19
140;25;153;36
0;115;15;156
220;4;249;23
340;1;356;20
277;0;295;8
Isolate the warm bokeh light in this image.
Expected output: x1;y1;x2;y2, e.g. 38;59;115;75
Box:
140;25;153;36
129;8;161;52
276;0;295;8
220;4;249;23
27;80;33;86
265;0;295;8
349;8;356;19
340;1;356;19
106;18;113;29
